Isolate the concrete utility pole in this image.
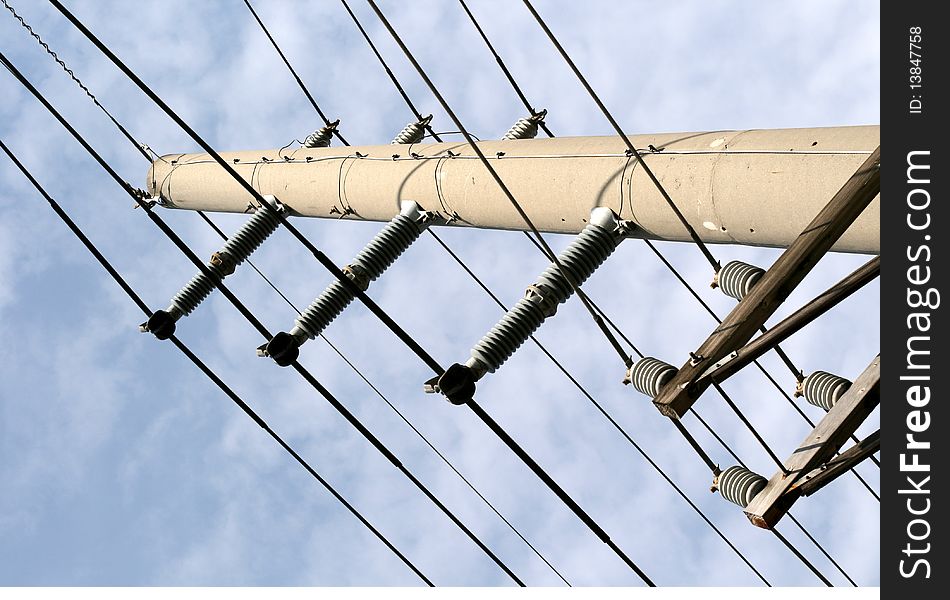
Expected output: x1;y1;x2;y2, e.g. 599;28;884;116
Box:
147;125;880;254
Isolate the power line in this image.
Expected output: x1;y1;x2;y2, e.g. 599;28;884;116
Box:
520;0;719;272
427;229;770;585
47;0;444;376
319;334;572;586
325;6;762;577
686;399;858;586
337;0;442;142
0;137;434;587
42;2;654;585
364;0;659;584
241;0;349;146
456;0;554;138
2;48;525;587
641;239;882;486
2;0;151;162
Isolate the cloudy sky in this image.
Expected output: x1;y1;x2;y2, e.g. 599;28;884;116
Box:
0;0;879;587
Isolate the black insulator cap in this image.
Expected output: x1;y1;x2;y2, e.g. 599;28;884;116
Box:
146;310;177;340
266;331;300;367
437;363;476;405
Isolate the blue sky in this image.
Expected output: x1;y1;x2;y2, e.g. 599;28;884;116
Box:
0;0;879;586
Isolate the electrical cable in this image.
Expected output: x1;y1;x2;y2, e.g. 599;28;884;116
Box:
520;0;719;272
365;0;632;371
0;137;433;587
40;4;653;584
686;396;859;586
337;0;442;143
455;0;554;138
642;240;882;480
3;48;524;587
428;229;769;586
241;0;349;146
47;0;446;376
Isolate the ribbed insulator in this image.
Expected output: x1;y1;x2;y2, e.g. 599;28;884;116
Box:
801;370;851;410
469;210;624;375
303;120;339;148
502;110;546;141
291;207;426;340
716;260;765;300
628;357;677;398
169;265;223;317
717;466;767;508
391;115;432;145
168;205;282;317
503;117;539;141
218;205;283;269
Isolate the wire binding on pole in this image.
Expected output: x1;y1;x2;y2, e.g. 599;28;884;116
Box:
303;119;340;148
261;201;435;366
712;260;765;300
427;208;633;404
798;371;851;410
624;357;678;398
714;465;767;508
141;196;285;339
392;114;433;145
502;109;547;140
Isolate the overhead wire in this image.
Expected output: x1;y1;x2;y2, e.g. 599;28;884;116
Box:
455;0;553;138
0;137;434;587
313;4;764;579
364;0;663;583
337;0;442;143
241;0;350;146
40;0;650;584
190;0;567;582
427;229;769;585
687;408;858;586
520;0;719;273
469;0;878;507
444;21;852;570
2;47;525;587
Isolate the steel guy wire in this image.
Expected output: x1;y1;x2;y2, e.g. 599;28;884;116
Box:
241;0;350;146
520;0;720;273
1;0;295;318
2;0;151;162
47;0;446;376
42;4;652;585
3;48;525;587
0;137;434;587
427;229;770;586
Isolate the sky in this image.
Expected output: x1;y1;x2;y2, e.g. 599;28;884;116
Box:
0;0;880;587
